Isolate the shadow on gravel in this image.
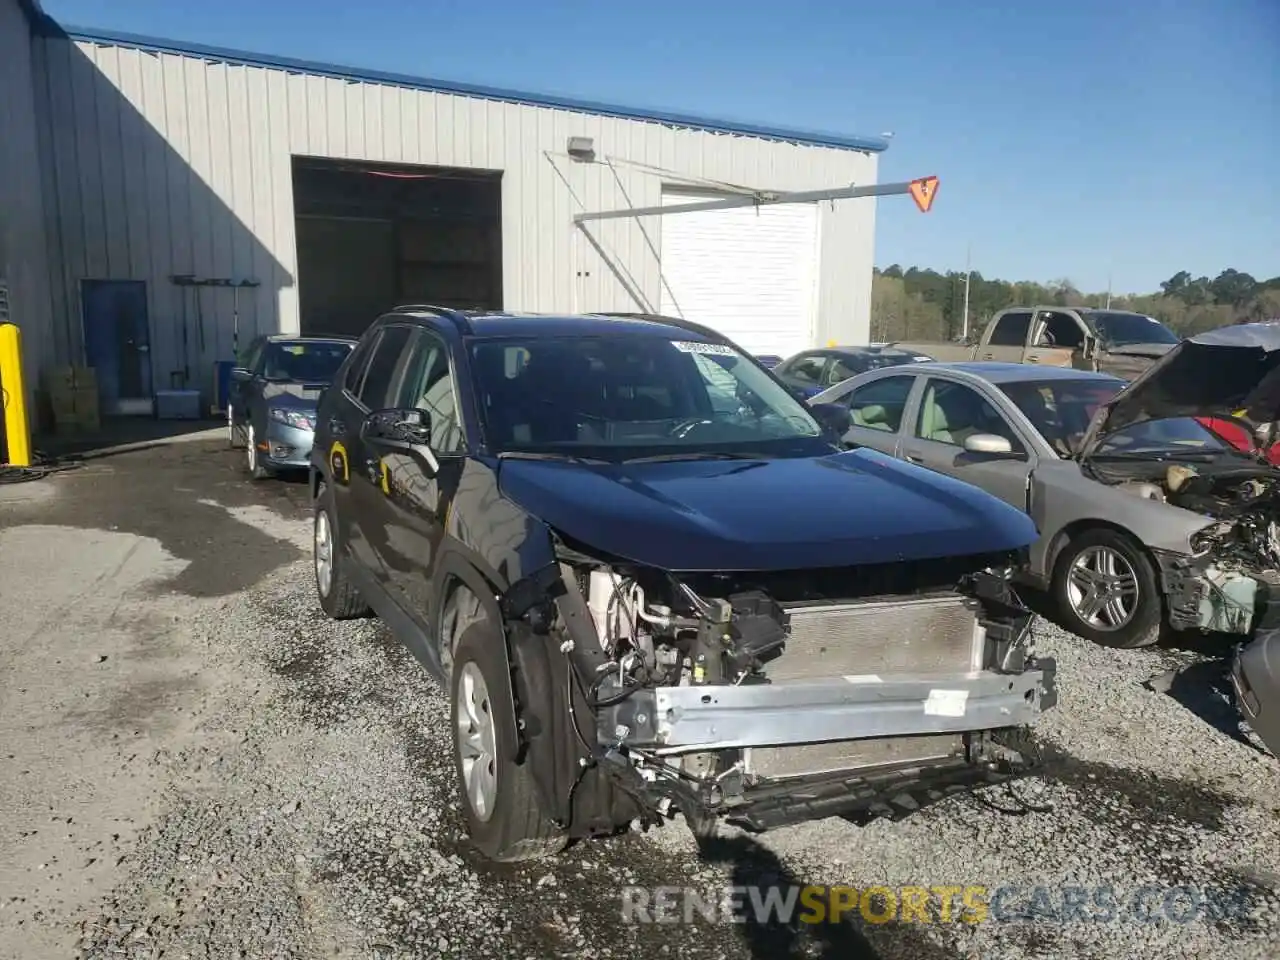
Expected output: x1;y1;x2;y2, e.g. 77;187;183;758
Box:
1;440;309;595
1145;659;1268;754
694;833;958;960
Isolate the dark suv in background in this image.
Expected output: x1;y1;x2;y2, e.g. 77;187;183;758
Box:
308;305;1056;862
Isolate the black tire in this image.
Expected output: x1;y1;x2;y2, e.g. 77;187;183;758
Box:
450;622;567;862
314;482;370;619
1052;527;1162;649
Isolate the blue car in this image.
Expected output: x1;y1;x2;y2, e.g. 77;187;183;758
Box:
227;335;356;479
773;345;934;399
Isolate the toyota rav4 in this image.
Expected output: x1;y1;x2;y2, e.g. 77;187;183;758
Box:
309;306;1057;862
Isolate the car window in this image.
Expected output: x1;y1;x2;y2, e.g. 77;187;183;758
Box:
469;336;824;456
261;340;352;382
1034;312;1085;349
237;338;265;373
999;378;1120;457
395;329;465;454
916;379;1023;451
342;331;380;398
827;355;866;384
987;311;1033;347
784;355;828;385
690;351;744;414
845;375;914;433
357;326;414;409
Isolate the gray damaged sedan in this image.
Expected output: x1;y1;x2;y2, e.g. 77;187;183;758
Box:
810;323;1280;649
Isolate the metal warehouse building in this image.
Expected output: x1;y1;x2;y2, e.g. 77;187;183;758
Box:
1;0;893;416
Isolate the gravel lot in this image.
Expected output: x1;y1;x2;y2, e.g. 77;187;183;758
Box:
1;436;1277;959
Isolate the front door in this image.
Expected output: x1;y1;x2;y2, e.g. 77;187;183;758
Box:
371;327;467;633
899;376;1035;512
977;309;1034;363
81;280;152;415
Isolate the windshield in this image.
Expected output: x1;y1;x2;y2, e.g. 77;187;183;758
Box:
469;336;827;459
262;341;352;382
1090;312;1179;347
999;377;1225;457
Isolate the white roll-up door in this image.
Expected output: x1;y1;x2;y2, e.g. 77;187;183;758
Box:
658;190;820;357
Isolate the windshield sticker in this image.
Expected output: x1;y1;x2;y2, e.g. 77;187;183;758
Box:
672;340;735;356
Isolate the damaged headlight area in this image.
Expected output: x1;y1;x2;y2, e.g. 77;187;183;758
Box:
1152;465;1280;635
530;538;1057;838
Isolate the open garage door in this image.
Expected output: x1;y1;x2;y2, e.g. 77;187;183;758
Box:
293;158;503;338
658;188;819;357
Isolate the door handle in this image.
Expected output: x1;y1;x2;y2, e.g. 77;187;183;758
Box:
981;353;994;360
329;417;345;435
1026;356;1040;363
905;454;924;464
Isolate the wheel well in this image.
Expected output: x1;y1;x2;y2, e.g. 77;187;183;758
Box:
1047;519;1158;580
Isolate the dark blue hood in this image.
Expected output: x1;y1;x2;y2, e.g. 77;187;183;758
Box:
497;448;1037;571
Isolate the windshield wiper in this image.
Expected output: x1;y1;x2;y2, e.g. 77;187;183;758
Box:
622;451;768;464
496;451;611;465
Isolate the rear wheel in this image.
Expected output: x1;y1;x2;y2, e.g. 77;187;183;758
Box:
314;481;369;619
1053;528;1162;649
451;622;567;862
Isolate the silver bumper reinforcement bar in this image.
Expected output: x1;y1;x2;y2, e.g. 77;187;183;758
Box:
644;668;1053;753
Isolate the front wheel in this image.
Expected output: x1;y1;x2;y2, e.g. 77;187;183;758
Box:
451;623;567;862
1052;528;1162;649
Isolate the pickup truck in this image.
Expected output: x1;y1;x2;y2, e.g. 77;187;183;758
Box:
895;306;1181;381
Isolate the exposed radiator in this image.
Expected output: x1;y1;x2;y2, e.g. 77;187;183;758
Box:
767;593;984;682
747;593;985;781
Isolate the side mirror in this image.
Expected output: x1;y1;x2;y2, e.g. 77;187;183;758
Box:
810;401;853;438
361;408;438;474
1081;334;1098;360
963;432;1015;455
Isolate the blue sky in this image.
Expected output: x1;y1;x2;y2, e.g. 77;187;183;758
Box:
40;0;1278;294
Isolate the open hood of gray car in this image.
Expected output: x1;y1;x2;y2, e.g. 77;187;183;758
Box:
1078;323;1280;459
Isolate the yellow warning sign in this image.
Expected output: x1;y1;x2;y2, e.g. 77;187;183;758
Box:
909;176;939;213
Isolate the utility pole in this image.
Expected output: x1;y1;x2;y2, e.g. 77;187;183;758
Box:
961;244;972;341
1105;273;1112;309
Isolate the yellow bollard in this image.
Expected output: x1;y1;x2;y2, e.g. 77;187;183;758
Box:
0;322;33;467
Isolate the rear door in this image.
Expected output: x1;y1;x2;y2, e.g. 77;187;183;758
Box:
315;330;379;553
899;375;1035;511
833;372;920;455
977;310;1034;362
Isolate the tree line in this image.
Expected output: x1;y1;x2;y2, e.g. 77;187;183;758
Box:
870;265;1280;343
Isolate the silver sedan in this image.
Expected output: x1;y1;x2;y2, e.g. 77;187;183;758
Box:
809;359;1280;650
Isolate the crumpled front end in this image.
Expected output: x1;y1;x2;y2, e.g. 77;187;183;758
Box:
552;543;1056;833
1111;462;1280;635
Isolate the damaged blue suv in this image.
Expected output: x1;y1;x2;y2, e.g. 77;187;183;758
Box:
309;306;1056;862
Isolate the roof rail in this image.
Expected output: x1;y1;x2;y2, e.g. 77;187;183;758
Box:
592;310;733;347
391;303;474;334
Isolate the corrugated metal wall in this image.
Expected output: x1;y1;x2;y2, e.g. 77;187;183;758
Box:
0;0;54;396
31;35;878;393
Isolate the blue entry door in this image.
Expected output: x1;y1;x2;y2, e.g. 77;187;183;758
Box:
82;280;152;413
